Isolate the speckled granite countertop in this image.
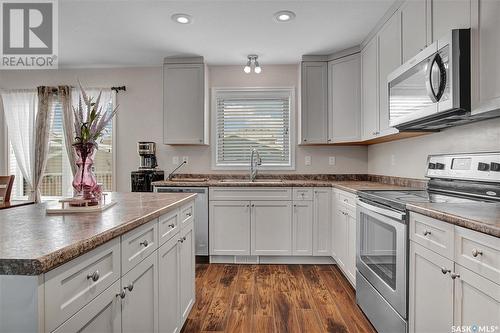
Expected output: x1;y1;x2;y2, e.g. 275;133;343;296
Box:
407;202;500;238
0;192;196;275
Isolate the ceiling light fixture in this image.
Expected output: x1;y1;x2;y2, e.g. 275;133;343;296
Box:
243;55;262;74
274;10;296;22
171;13;192;24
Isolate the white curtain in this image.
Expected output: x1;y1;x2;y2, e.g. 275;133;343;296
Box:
1;90;37;199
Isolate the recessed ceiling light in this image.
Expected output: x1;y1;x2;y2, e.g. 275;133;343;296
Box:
274;10;296;22
172;13;192;24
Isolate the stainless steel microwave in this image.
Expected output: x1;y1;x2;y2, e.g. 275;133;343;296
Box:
388;29;471;131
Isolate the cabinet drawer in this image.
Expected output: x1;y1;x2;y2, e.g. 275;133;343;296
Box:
209;187;292;201
121;219;158;274
293;188;313;201
337;190;357;208
180;202;194;228
45;238;120;333
454;226;500;283
158;208;180;246
410;213;455;260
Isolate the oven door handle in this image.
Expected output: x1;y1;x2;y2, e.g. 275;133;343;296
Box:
357;201;405;220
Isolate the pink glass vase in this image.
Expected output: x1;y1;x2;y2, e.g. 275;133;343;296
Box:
72;142;98;205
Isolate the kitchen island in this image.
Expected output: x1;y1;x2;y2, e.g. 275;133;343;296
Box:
0;192;196;333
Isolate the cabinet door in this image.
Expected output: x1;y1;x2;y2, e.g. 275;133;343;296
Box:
209;201;250;255
292;201;313;256
333;206;348;271
163;63;206;144
301;61;328;144
401;0;428;62
409;242;454;333
471;0;500;114
378;12;401;136
179;221;195;325
313;188;331;256
158;236;180;333
52;280;121;333
453;264;500;330
328;55;361;143
431;0;471;42
251;201;292;255
121;252;159;333
361;37;379;140
345;208;357;285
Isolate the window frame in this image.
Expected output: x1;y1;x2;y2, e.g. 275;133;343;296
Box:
211;87;296;171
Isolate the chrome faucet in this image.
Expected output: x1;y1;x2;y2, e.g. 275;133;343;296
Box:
167;161;187;180
250;148;262;182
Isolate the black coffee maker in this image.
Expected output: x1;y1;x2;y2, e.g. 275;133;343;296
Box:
131;142;164;192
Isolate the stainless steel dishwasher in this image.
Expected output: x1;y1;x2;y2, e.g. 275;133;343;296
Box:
154;186;209;257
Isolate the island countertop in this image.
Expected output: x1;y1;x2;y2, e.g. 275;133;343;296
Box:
0;192;196;276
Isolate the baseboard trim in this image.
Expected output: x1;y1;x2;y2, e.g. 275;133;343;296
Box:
209;255;337;265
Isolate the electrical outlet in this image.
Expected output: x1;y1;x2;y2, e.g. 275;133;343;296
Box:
182;156;189;164
329;156;336;166
172;156;179;165
391;154;396;166
305;156;311;166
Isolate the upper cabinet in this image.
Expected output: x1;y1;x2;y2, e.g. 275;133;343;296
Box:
300;61;328;144
361;38;379;140
377;12;402;136
431;0;471;42
328;54;361;143
401;0;428;62
163;57;208;145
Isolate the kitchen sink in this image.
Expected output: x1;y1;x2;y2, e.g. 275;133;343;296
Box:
218;179;284;184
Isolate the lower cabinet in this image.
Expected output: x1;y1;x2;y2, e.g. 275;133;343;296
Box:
52;280;122;333
209;201;251;255
179;221;196;323
313;188;331;256
251;201;292;255
292;200;313;255
158;236;181;333
121;251;159;333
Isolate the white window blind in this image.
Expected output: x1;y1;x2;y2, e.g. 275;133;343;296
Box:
215;89;292;168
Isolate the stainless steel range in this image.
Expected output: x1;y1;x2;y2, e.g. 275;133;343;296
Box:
355;152;500;333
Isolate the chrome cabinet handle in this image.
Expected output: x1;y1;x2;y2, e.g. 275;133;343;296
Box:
441;267;451;275
451;272;460;280
186;212;192;217
124;283;134;292
140;240;149;247
423;230;431;236
116;290;126;299
178;238;184;243
87;270;100;282
472;249;483;257
251;204;255;207
183;236;187;241
168;223;175;228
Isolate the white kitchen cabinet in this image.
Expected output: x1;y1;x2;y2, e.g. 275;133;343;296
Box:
453;264;500;330
313;188;331;256
163;57;208;145
401;0;428;62
251;201;292;255
378;12;401;136
179;220;195;324
158;235;181;333
209;200;251;255
301;61;328;144
361;37;379;140
328;54;361;143
409;242;454;333
471;0;500;114
121;251;159;333
345;207;357;285
292;200;313;256
333;204;348;270
431;0;471;42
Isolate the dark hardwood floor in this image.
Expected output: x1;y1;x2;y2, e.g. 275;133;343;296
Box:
181;264;376;333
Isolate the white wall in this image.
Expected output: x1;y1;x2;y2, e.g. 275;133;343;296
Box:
368;117;500;179
0;65;368;191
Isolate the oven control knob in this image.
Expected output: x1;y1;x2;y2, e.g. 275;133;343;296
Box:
435;163;445;170
478;162;490;171
428;163;436;169
490;162;500;172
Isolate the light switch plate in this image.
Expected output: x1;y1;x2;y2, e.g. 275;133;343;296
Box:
329;156;336;166
172;156;179;165
305;156;311;166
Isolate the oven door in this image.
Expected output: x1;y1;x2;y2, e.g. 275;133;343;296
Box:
356;200;407;318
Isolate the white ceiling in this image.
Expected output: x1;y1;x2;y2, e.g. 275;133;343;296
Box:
59;0;394;68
